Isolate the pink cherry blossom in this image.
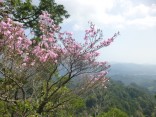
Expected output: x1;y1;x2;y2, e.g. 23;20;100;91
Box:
0;11;119;87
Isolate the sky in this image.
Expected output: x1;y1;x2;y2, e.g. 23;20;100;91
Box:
34;0;156;64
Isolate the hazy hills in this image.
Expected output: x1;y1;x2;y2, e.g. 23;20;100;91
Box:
110;63;156;75
109;63;156;93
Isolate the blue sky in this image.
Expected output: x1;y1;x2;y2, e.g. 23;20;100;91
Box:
33;0;156;64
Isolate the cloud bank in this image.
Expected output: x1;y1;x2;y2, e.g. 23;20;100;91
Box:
56;0;156;30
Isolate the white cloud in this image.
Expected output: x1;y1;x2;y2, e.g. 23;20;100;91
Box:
56;0;156;31
124;4;148;17
127;16;156;28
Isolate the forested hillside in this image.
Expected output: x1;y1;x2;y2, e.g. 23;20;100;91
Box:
82;80;156;117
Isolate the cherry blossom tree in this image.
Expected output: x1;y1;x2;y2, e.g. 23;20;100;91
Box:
0;10;119;116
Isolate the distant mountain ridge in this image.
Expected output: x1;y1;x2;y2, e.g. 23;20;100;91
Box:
108;63;156;93
109;63;156;75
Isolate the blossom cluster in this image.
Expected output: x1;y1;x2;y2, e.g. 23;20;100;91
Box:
0;18;32;55
0;11;119;86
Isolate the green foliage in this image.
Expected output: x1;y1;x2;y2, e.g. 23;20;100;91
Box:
0;101;10;117
0;86;85;117
3;0;69;35
98;108;128;117
49;96;85;117
39;0;69;24
84;80;156;117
